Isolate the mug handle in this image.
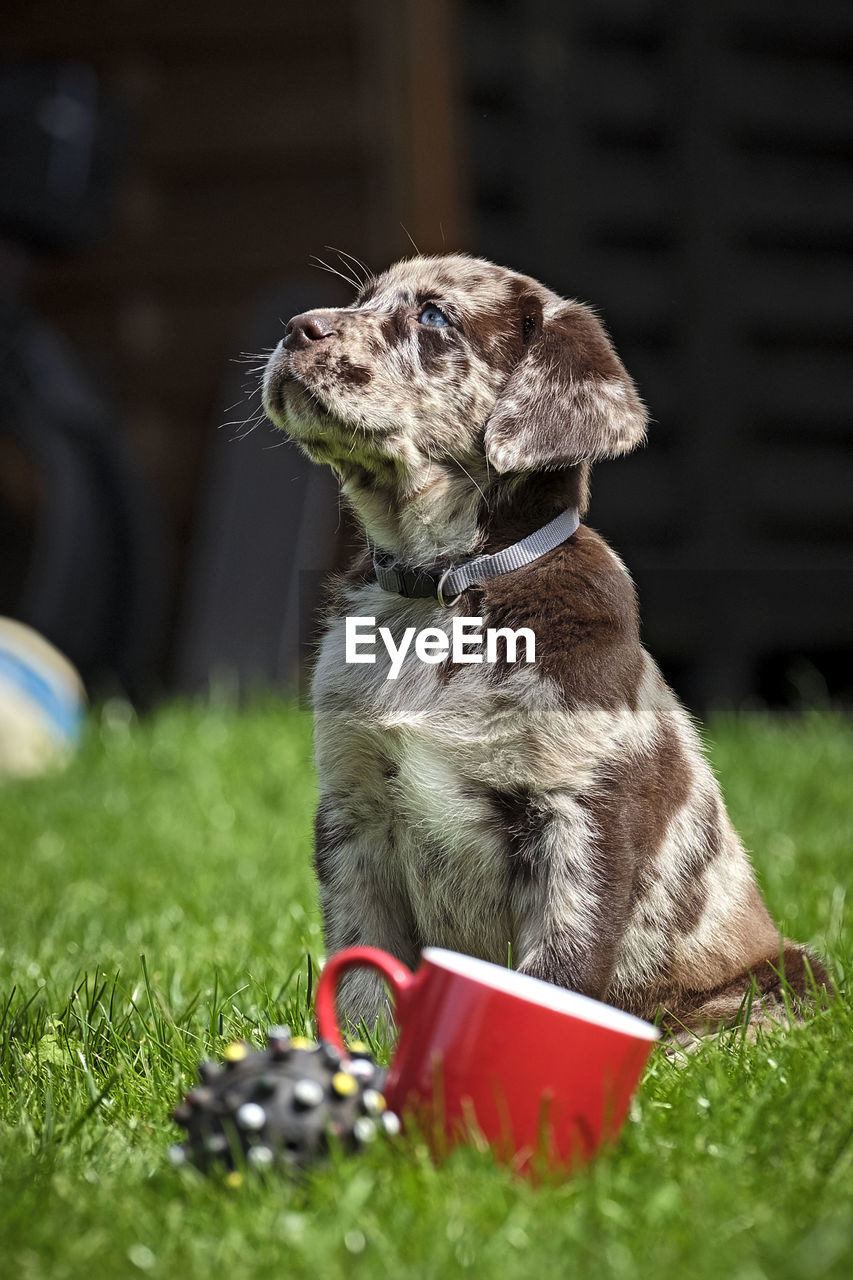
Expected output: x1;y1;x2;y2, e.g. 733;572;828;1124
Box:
315;946;416;1055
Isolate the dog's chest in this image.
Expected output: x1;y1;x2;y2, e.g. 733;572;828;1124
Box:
312;587;534;954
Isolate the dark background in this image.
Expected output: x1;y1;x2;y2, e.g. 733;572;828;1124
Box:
2;0;851;711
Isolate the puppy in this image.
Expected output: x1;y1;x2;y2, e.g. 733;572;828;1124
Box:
262;253;830;1044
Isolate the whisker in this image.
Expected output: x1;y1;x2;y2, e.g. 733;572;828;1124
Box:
325;245;374;287
232;426;263;443
309;254;360;292
221;402;266;426
400;222;421;256
445;448;489;507
222;396;255;415
233;348;276;364
424;439;435;487
238;401;267;424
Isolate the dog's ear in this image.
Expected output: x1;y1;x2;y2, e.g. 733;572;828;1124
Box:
484;298;648;473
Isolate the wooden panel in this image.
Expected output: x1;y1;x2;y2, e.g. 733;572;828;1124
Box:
589;453;686;547
133;54;361;169
744;350;853;434
579;49;669;137
583;151;676;242
34;168;370;293
747;446;853;535
732;0;853;50
731;154;853;245
3;1;358;55
6;1;468;694
736;255;853;334
727;57;853;145
460;0;853;706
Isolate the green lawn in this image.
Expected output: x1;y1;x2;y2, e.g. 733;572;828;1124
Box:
1;699;851;1279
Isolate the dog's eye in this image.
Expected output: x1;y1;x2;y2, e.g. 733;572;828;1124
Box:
418;305;451;328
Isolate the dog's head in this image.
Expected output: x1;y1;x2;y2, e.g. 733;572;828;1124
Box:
263;254;647;559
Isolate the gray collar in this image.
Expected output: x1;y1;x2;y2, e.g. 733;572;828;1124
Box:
372;507;580;607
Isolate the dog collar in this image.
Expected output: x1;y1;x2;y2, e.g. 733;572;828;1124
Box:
372;507;580;607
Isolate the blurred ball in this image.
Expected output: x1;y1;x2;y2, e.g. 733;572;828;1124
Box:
0;618;86;777
171;1031;399;1175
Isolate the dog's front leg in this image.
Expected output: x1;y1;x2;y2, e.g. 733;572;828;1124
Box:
508;792;633;1001
314;796;420;1032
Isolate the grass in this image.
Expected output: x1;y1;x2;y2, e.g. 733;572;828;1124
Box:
0;697;851;1279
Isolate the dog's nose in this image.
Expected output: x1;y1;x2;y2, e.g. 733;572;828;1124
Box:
283;312;338;351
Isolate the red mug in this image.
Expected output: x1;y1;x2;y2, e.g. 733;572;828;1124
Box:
316;946;659;1171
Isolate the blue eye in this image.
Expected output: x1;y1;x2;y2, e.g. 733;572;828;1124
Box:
418;305;450;328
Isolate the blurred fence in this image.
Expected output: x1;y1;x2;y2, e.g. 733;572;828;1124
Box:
460;0;853;706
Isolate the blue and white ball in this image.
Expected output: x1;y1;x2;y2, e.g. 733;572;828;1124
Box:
0;618;86;777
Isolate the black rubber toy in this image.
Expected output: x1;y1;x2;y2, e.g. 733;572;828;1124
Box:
169;1026;400;1177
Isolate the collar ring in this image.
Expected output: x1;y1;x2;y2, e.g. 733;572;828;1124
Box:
436;566;463;608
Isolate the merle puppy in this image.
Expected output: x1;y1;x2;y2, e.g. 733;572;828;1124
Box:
262;253;829;1043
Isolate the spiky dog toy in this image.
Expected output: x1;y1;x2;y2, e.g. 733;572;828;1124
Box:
169;1026;400;1176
